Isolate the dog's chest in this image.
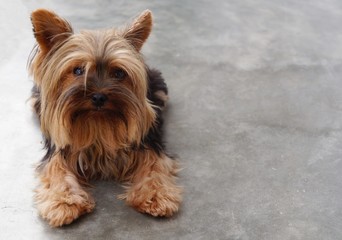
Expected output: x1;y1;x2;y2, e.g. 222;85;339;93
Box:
77;146;133;180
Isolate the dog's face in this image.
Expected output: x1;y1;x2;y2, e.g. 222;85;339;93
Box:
30;9;155;151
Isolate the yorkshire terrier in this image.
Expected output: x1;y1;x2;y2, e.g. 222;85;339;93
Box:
29;9;182;227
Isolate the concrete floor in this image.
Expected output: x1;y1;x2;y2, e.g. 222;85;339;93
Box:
1;0;342;239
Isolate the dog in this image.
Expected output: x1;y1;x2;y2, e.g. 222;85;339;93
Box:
29;9;182;227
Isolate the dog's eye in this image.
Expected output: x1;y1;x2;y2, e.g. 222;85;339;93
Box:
73;67;85;76
110;68;126;80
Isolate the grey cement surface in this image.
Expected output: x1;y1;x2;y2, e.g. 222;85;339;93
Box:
1;0;342;239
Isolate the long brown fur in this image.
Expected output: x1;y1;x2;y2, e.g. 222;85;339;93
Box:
29;9;182;227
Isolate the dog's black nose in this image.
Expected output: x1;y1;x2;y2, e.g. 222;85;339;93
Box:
91;93;107;107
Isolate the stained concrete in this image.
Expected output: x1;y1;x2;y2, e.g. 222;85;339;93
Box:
1;0;342;239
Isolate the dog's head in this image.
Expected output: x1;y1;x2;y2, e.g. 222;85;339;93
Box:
29;9;156;151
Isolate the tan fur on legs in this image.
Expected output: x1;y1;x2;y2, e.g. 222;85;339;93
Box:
120;151;182;217
35;154;95;227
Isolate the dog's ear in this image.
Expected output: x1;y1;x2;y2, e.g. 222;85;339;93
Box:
122;10;153;51
31;9;73;53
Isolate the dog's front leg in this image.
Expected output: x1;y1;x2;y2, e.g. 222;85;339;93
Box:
35;153;95;227
121;150;182;217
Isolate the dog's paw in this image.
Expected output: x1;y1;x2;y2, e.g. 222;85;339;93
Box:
121;180;182;217
37;194;95;227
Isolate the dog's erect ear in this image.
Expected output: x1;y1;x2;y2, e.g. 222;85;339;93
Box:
31;9;73;53
122;10;153;51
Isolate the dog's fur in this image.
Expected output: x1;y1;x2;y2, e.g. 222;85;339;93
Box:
29;9;182;227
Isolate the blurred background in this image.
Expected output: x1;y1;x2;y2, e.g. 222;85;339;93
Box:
1;0;342;239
